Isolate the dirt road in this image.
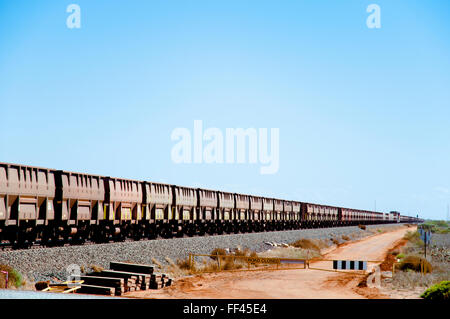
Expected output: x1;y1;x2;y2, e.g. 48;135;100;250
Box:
126;226;414;299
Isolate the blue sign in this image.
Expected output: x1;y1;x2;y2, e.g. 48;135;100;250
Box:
418;229;432;244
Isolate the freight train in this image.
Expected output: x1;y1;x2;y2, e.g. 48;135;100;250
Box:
0;162;423;248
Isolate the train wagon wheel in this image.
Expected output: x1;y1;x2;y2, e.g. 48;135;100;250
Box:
92;226;110;243
13;230;30;249
207;223;216;235
131;224;143;241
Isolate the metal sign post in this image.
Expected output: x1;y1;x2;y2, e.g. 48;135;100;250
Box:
418;228;432;259
424;231;427;259
0;271;8;289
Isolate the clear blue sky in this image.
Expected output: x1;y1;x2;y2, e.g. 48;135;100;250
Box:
1;1;449;219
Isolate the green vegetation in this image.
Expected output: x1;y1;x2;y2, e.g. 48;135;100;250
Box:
0;264;23;288
390;249;400;256
420;281;450;300
421;220;449;234
403;230;424;246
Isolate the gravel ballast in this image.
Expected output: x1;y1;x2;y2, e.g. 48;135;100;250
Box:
0;224;405;283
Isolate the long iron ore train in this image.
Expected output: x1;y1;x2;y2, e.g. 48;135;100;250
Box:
0;162;422;248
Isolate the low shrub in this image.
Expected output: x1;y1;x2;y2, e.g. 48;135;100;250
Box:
358;225;366;230
222;259;238;271
396;253;405;259
291;239;320;251
420;281;450;300
398;255;432;273
176;258;192;270
341;235;350;241
210;248;227;260
90;265;104;273
249;251;258;258
425;220;448;228
234;248;250;258
435;228;449;234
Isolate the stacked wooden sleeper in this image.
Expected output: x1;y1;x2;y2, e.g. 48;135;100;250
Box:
76;261;173;296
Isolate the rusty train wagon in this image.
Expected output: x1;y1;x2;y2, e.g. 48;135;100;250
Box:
142;182;173;239
197;188;218;236
283;200;293;230
0;162;423;248
262;197;275;231
249;195;263;232
0;163;56;247
273;199;284;230
218;191;235;234
102;176;142;241
292;201;301;229
235;193;250;233
54;170;105;244
171;185;197;237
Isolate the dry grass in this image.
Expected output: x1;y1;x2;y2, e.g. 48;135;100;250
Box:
260;246;321;260
221;258;244;271
164;257;187;278
331;238;340;245
387;230;450;291
403;230;423;246
152;258;163;270
342;235;350;241
176;258;192;270
390;249;400;256
263;238;331;260
175;248;257;275
291;238;321;251
391;271;439;289
89;264;104;273
234;248;251;257
210;248;227;260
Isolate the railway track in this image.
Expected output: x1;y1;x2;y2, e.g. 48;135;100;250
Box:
0;221;413;251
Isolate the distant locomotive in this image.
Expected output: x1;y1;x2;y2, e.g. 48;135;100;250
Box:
0;162;423;248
